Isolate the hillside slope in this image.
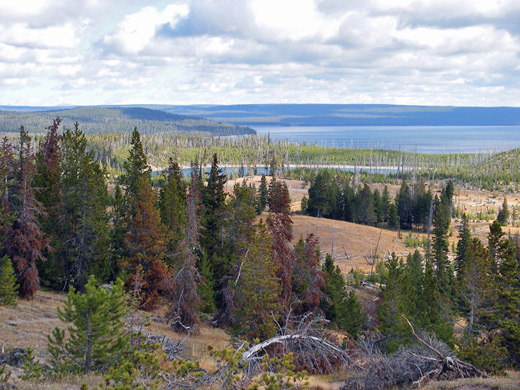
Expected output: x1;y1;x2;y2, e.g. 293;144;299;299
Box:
0;106;255;136
158;104;520;127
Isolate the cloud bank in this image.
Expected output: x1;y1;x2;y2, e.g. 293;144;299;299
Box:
0;0;519;106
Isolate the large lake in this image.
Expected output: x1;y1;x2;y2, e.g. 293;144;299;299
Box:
253;126;520;154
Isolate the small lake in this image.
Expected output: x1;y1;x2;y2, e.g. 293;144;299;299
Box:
253;125;520;154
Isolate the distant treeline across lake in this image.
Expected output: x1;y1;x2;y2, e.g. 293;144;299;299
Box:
254;125;520;154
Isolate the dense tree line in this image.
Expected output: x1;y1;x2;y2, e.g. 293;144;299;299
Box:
304;169;442;232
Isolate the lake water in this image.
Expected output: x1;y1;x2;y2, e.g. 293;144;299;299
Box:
253;125;520;154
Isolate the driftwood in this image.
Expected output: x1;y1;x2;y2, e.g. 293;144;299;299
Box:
342;317;487;390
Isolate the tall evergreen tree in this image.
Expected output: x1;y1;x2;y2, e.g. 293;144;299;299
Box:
496;197;510;226
396;181;413;229
455;214;472;278
3;127;48;298
432;192;453;299
201;153;228;285
34;118;64;289
124;176;167;311
377;253;409;352
122;128;151;200
257;174;268;213
267;181;294;305
458;238;493;338
354;183;376;225
497;238;520;365
61;124;110;291
488;220;506;273
166;170;202;332
292;234;326;315
109;184;127;280
420;258;454;346
340;291;365;339
413;180;432;231
320;254;345;323
159;158;187;265
0;137;14;250
233;220;281;340
380;185;391;223
342;180;355;222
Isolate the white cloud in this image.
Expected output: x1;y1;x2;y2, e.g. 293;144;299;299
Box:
103;4;189;54
251;0;339;41
0;0;519;106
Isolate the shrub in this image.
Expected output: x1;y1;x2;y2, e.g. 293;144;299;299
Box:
47;276;129;374
0;256;18;306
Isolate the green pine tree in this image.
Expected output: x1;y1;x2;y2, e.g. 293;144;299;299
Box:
339;291;365;339
232;221;281;340
0;256;18;306
497;239;520;366
47;276;129;374
496;197;510;226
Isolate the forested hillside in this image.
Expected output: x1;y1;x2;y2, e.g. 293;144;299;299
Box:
0;120;519;390
0;106;255;136
157;104;520;126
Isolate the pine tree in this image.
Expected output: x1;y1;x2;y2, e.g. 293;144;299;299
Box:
381;185;391;223
458;238;493;338
420;258;454;346
34;118;64;289
109;184;126;280
388;201;398;228
201;153;228;286
214;182;258;325
496;197;509;226
455;214;472;278
233;220;281;340
396;181;413;229
165;170;202;332
413;181;432;231
292;233;325;315
488;220;506;273
61;124;111;291
267;181;294;305
497;238;520;366
432;192;453;299
403;250;424;319
354;183;376;226
257;174;268;213
339;291;365;339
124;176;167;311
159;158;187;265
377;253;409;352
4;127;48;298
0;137;14;251
320;254;344;323
0;256;18;306
122;128;151;200
47;276;129;373
342;180;355;222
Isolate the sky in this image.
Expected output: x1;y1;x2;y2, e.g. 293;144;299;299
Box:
0;0;519;107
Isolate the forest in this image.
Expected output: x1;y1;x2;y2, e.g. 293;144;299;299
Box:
0;106;255;136
0;119;519;390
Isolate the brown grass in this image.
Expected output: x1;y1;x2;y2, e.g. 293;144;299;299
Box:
292;214;415;273
422;371;520;390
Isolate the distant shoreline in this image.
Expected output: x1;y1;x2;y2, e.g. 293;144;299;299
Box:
152;163;410;172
